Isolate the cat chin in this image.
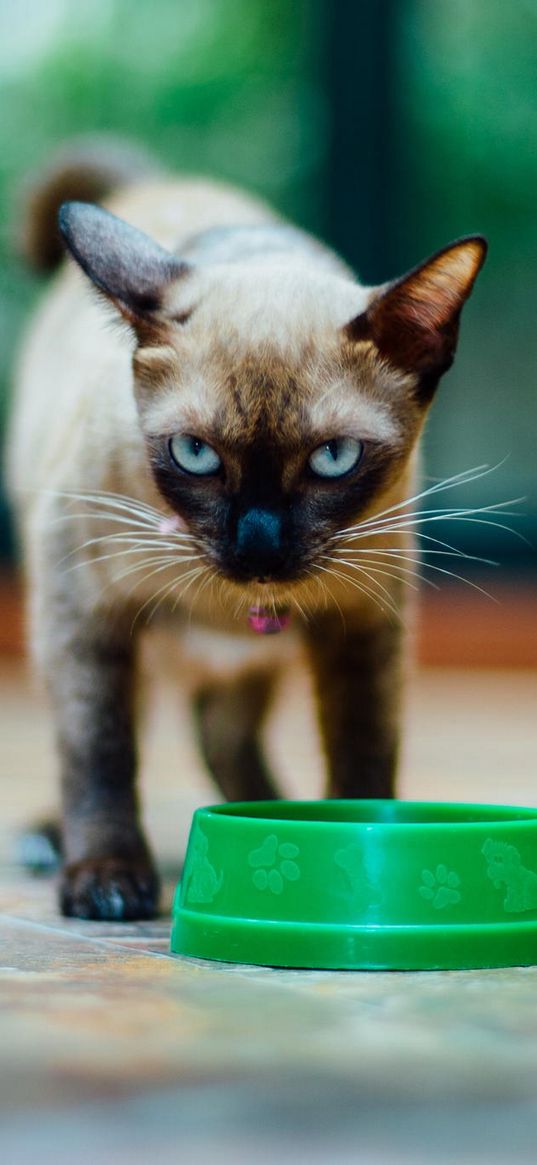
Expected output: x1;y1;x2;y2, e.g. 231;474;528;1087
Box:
213;575;300;631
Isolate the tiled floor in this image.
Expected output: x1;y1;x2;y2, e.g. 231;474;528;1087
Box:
2;657;537;1164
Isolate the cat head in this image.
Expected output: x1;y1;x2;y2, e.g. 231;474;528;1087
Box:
59;201;486;599
482;839;521;883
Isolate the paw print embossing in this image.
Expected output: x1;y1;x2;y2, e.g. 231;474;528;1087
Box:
419;864;461;909
248;834;300;894
185;828;223;904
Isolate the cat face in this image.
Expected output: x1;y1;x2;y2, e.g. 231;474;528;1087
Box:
59;202;486;594
133;327;416;587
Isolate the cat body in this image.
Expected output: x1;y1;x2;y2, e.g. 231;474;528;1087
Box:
7;144;486;919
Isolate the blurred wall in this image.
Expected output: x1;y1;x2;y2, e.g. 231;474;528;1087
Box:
323;0;536;566
398;0;536;564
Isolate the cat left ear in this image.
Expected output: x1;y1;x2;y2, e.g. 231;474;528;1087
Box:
345;236;487;396
58;201;190;327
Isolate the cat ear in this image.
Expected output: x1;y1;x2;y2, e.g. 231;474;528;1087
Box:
58;201;189;326
345;236;487;396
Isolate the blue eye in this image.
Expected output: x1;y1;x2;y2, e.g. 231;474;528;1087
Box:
169;434;221;476
309;437;363;478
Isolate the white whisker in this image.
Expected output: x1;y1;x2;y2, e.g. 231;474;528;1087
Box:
55;514;196;546
131;565;205;631
86;555;186;613
317;562;401;621
322;555;408;607
169;566;209;621
63;544;199;574
309;568;346;629
181;564;214;621
290;590;310;624
331;546;498;598
304;568;331;614
326;554;428;592
334;545;495;563
53;499;161;529
120;557;185;592
337;461;508;535
53;510;163;533
336;499;524;544
42;488;166;525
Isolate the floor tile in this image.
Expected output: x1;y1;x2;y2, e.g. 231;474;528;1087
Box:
1;658;537;1163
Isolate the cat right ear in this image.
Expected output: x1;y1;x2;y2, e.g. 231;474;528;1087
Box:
344;236;487;399
58;201;190;328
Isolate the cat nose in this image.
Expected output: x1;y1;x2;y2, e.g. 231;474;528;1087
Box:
234;508;287;579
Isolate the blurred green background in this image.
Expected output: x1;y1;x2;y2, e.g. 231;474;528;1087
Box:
0;0;535;570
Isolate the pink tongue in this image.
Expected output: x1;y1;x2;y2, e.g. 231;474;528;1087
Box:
248;606;291;635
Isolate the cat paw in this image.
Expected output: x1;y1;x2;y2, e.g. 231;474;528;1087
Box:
16;819;62;873
60;857;160;921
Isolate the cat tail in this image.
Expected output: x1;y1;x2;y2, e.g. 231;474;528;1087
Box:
19;135;162;272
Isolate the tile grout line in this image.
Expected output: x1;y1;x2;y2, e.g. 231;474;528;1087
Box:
0;912;177;961
0;912;343;988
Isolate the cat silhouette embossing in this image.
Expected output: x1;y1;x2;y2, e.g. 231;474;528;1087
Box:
185;830;223;905
334;843;380;908
482;839;537;914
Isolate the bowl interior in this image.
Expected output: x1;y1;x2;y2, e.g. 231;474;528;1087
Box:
207;799;537;826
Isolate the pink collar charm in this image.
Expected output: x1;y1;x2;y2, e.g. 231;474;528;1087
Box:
248;606;291;635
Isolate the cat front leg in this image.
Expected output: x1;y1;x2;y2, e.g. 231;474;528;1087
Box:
193;669;280;802
305;615;403;799
41;601;159;920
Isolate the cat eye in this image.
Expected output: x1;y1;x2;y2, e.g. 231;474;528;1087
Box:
169;434;222;476
308;437;363;479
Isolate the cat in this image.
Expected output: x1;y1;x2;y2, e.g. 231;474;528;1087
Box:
7;140;486;920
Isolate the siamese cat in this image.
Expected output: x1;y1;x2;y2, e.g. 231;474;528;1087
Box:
7;142;486;920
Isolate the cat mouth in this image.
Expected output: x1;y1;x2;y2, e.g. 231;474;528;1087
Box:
247;605;291;635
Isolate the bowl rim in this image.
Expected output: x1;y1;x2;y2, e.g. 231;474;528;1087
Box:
198;798;537;830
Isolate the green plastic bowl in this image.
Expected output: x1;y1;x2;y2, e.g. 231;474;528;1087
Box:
170;799;537;970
